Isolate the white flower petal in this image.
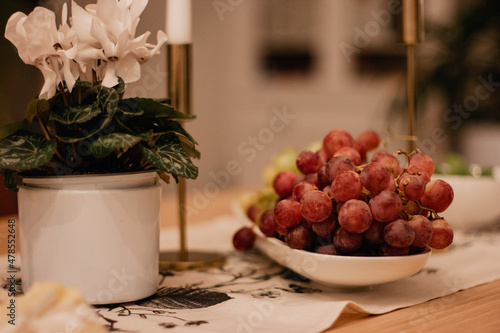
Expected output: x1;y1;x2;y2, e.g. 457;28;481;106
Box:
130;0;149;21
61;59;77;92
71;0;95;44
90;18;115;56
23;7;58;42
101;61;119;87
6;0;165;94
74;46;103;63
96;0;123;37
61;3;68;29
130;31;150;47
23;8;59;62
38;60;58;99
85;4;97;15
132;30;167;63
4;12;30;64
115;30;131;57
115;54;141;83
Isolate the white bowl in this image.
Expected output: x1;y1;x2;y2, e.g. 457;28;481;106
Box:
232;201;431;288
254;233;431;288
435;174;500;230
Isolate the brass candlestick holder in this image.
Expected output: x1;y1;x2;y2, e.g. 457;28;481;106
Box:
399;0;424;152
159;44;225;271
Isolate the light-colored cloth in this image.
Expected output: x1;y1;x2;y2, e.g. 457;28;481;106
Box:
2;215;500;333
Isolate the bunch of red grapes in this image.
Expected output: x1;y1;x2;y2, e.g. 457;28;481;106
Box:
233;129;454;256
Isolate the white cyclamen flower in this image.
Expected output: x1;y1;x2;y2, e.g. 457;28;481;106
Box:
4;5;79;99
71;0;167;88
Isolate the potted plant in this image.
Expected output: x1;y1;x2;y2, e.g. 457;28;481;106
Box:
0;0;199;304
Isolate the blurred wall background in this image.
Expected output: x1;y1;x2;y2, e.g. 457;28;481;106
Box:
1;0;499;214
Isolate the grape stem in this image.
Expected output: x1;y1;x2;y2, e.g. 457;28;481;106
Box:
395;148;421;162
415;200;442;220
393;148;422;184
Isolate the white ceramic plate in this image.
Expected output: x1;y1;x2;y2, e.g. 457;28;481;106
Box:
233;201;431;288
254;233;431;288
434;174;500;230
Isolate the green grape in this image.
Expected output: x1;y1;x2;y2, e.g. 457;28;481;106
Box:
273;147;300;173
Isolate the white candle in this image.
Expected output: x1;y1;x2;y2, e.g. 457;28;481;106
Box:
166;0;192;44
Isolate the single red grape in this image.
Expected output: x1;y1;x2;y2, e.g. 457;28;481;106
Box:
383;219;415;248
300;190;333;223
357;130;380;151
360;162;392;193
338;199;372;233
369;190;403;222
312;213;339;239
334;146;362;165
296;150;322;174
273;171;298;198
331;170;363;202
258;209;276;237
333;227;363;254
323;129;355;158
325;156;355;182
233;227;256;251
371;151;401;176
420;179;454;213
292;181;318;202
399;173;426;201
428;218;454;249
410;153;435;176
274;199;302;228
285;224;315;250
408;215;433;247
363;220;386;244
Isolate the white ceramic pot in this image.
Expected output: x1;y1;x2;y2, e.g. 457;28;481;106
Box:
18;171;161;304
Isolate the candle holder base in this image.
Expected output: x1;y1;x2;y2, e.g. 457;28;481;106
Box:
159;251;225;271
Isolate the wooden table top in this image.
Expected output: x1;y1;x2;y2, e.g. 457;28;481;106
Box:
2;187;500;332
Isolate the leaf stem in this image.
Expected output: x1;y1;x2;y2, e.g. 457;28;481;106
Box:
36;114;65;162
139;160;150;169
35;114;51;142
58;83;69;106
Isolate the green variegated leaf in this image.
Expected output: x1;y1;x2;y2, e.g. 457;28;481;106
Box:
49;102;101;125
97;85;119;115
125;118;197;143
0;131;56;170
138;130;154;141
52;86;117;144
161;120;198;144
118;106;144;116
113;77;125;95
75;80;93;88
124;118;199;158
119;98;193;119
178;134;201;159
154;98;171;104
54;114;112;143
89;133;141;158
73;81;99;104
140;133;198;180
124;118;163;136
